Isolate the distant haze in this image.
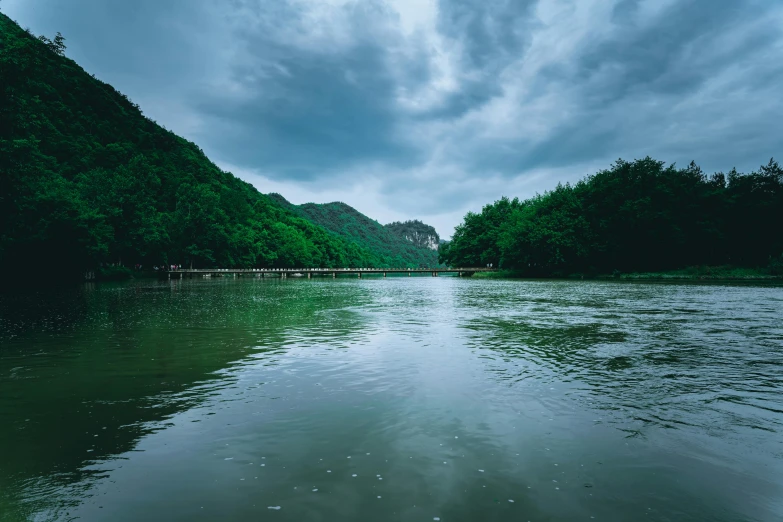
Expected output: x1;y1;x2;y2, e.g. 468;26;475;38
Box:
4;0;782;237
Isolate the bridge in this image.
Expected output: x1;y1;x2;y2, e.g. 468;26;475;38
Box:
164;267;497;279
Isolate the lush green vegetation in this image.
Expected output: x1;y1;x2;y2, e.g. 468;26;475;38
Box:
385;220;440;251
0;14;426;277
441;157;783;277
268;195;440;267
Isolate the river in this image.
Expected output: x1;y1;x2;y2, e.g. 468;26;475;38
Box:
1;277;782;521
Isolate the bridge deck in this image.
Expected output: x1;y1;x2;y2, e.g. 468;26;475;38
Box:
173;267;495;274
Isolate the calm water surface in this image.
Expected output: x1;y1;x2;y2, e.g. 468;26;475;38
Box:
1;277;782;521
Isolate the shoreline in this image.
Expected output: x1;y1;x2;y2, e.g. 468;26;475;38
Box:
471;267;783;282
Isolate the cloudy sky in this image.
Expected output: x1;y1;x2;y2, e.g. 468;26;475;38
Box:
4;0;782;237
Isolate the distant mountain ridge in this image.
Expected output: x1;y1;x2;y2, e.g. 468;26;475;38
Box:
268;194;441;267
385;220;440;250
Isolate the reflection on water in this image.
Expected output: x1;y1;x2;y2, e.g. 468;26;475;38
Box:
1;278;782;521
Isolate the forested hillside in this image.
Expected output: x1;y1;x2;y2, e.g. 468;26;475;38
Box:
385;220;440;250
268;195;440;267
0;13;418;276
441;157;783;276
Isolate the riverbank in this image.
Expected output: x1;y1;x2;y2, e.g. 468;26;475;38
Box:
471;266;783;281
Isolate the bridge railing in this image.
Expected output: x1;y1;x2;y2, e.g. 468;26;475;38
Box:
173;267;495;272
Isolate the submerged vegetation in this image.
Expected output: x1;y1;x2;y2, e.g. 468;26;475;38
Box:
441;157;783;277
0;14;438;278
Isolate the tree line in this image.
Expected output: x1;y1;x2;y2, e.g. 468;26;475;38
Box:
440;157;783;276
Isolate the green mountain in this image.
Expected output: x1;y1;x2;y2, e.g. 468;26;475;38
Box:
267;194;440;267
0;13;431;276
385;220;440;250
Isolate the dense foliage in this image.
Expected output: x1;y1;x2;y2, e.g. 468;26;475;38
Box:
440;157;783;276
384;220;440;250
268;195;440;267
0;14;416;276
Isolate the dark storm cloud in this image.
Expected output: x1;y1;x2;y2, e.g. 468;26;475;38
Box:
437;0;537;68
448;0;783;176
577;0;774;99
195;1;426;179
419;0;538;120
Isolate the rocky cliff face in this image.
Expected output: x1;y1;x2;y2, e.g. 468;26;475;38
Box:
384;221;440;250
